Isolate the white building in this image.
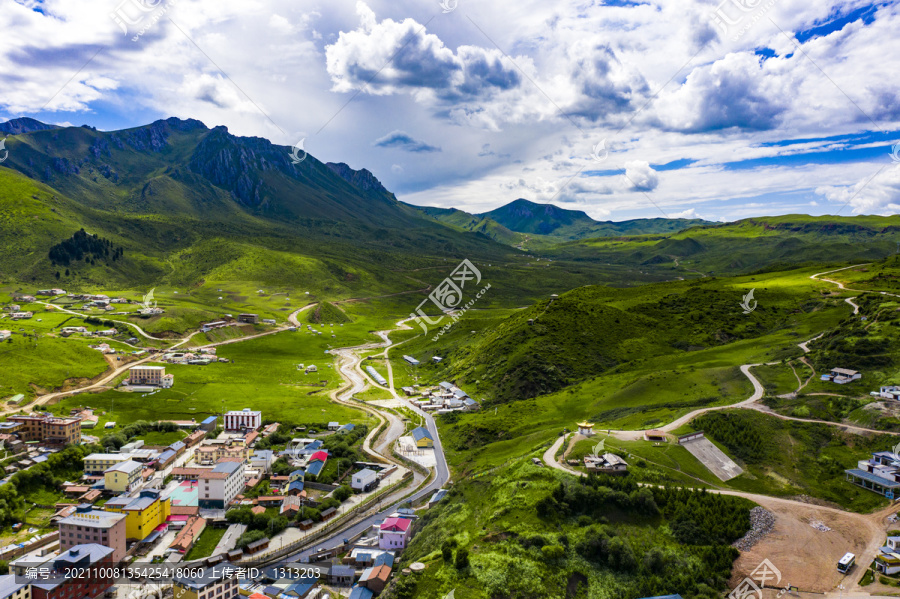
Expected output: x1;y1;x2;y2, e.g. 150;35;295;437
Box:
351;468;378;492
198;461;245;509
224;408;262;431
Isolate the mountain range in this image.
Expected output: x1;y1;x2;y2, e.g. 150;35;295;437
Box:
3;116;900;293
408;198;708;245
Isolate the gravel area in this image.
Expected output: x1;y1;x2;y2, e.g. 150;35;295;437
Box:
733;506;775;551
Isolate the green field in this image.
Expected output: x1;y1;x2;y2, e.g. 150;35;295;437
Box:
185;526;226;560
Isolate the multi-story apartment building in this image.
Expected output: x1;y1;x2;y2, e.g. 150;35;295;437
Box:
223;409;261;432
198;461;244;509
6;414;80;445
57;506;126;563
103;489;171;541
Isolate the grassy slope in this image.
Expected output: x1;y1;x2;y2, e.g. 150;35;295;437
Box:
413;267;846;404
46;302;388;437
545;214;900;276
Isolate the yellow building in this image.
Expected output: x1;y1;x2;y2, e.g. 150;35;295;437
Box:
412;426;433;448
104;460;143;493
104;489;172;540
84;452;136;475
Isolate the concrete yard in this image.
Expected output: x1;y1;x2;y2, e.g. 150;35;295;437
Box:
396;436;437;468
682;437;744;481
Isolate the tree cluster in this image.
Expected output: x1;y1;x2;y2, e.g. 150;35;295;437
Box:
48;229;124;267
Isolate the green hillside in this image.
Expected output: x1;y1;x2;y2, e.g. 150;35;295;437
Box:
420;271;842;403
547;214;900;275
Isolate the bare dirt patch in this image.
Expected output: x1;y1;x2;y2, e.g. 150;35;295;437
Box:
730;498;878;593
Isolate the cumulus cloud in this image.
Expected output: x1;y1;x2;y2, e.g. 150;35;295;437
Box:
654;53;789;132
815;164;900;214
623;160;660;192
373;130;440;152
325;2;520;103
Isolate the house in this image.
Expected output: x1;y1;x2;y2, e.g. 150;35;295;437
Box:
57;505;127;562
846;450;900;498
224;408;262;432
378;517;412;550
584;453;628;473
200;416;218;432
198;461;245;509
348;587;373;599
104;460;143;493
337;423;355;435
249;450;274;473
876;551;900;575
280;495;305;517
103;489;171;540
328;565;356;587
402;355;419;366
432;356;443;363
328;422;340;431
359;565;391;594
411;426;433;448
172;561;239;599
822;367;862;384
365;366;387;386
352;468;378;492
195;441;248;465
238;313;259;324
169;515;207;553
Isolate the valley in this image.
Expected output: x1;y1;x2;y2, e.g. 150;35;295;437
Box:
5;119;900;599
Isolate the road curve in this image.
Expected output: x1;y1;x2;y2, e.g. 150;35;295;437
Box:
274;316;450;562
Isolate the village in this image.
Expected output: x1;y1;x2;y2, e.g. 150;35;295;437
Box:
4;277;900;599
0;391;445;599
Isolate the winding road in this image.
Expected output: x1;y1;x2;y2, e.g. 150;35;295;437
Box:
543;263;900;596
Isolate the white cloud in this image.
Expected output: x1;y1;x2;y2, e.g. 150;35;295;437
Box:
816;164;900;215
623;160;660;192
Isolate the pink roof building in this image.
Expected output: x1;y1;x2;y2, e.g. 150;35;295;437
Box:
378;517;412;551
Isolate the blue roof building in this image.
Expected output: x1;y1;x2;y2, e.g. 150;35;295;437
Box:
349;586;373;599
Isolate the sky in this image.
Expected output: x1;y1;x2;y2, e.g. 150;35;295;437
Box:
2;0;900;222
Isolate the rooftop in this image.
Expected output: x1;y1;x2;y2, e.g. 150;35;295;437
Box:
59;509;125;528
174;562;235;589
105;460;142;474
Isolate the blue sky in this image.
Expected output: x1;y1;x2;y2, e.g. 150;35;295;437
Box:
3;0;900;221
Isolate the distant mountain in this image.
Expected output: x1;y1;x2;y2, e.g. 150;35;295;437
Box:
406;198;709;246
0;117;517;288
0;117;59;135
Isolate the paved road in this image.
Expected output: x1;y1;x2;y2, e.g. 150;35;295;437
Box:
611;362;771;440
274;317;450;562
